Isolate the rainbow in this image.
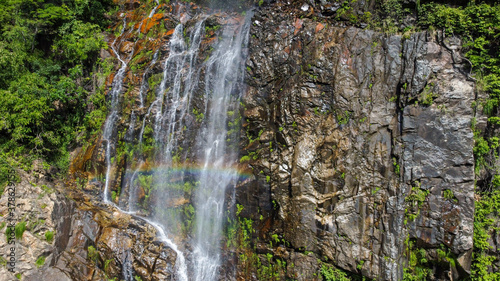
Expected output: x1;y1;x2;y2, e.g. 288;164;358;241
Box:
90;162;253;183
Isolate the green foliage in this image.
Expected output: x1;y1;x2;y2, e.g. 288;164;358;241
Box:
87;245;99;262
419;3;500;117
45;230;54;243
404;183;429;225
337;111;351;125
35;256;46;268
356;260;364;270
137;174;153;205
436;246;456;268
104;258;113;272
472;187;500;278
0;256;7;266
473;136;490;173
393;157;400;175
442;189;456;202
229;203;290;280
368;0;411;33
192;107;205;122
182;204;195;233
5;225;13;242
403;240;432;281
432;5;500;273
240;151;258;163
0;156;19;194
54;20;106;64
15;221;27;240
320;263;351;281
29;219;46;231
0;0;114;171
205;25;220;34
418;84;438;106
256;252;287;280
335;0;358;24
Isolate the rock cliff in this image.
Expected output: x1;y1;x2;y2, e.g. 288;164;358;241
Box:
0;0;484;280
0;163;177;281
237;4;474;280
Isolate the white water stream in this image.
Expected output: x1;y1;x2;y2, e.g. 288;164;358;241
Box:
102;5;252;280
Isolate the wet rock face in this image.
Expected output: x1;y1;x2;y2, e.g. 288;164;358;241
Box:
238;7;474;280
0;167;176;281
54;205;177;281
12;2;474;280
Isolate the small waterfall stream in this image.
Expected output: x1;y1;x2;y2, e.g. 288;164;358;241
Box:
101;4;252;280
103;17;128;204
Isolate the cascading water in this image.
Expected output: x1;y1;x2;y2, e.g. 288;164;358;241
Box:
148;0;160;18
101;7;192;281
147;20;206;242
103;18;128;204
192;12;252;281
102;3;253;280
138;50;159;108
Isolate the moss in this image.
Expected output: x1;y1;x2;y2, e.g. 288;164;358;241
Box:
45;230;55;243
320;263;350;281
240;155;251;163
87;245;99;262
15;221;26;240
35;256;46;268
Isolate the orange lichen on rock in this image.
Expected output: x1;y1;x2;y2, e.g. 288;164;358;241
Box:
106;73;115;87
157;3;172;12
165;28;175;36
315;23;325;33
141;13;164;34
201;36;217;48
223;16;243;26
293;18;303;35
69;143;97;178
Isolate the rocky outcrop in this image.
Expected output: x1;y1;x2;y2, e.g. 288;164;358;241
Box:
237;6;475;280
0;163;177;281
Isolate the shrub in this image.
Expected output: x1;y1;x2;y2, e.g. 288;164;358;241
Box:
45;230;55;243
35;256;46;268
15;221;26;240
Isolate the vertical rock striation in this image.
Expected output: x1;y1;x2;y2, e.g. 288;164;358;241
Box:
238;6;475;280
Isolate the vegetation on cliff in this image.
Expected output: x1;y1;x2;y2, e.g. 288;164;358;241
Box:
417;3;500;280
370;1;500;279
0;0;113;189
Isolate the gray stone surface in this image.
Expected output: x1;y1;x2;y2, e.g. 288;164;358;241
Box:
236;6;475;280
0;168;176;281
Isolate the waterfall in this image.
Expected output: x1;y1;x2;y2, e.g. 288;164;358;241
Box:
103;17;128;204
192;12;253;281
102;3;253;280
149;0;160;18
141;217;188;281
